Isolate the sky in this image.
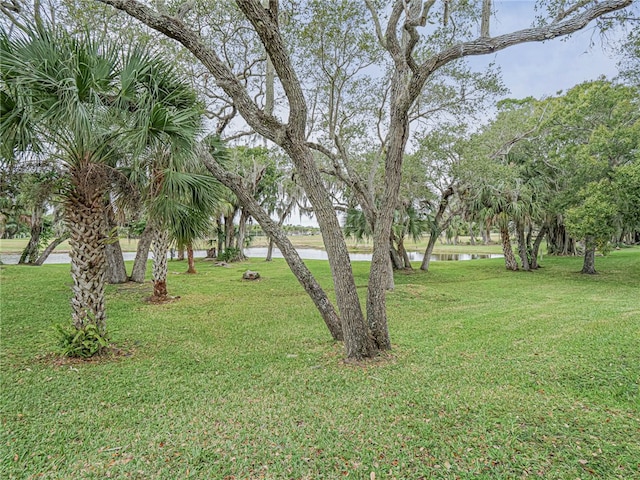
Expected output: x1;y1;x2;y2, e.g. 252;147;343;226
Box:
290;1;631;227
467;1;625;100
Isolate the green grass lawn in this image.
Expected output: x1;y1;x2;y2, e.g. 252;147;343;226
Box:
1;250;638;479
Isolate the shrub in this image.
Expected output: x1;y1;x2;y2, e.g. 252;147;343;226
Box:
53;324;109;358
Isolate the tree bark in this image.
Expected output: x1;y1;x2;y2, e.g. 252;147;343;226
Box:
19;203;44;264
186;242;196;274
105;237;128;283
104;208;127;284
420;185;454;271
581;236;597;274
420;233;438;272
129;221;153;283
66;165;109;334
516;221;530;271
235;208;249;260
530;224;548;269
501;226;519;271
266;237;275;261
151;227;170;300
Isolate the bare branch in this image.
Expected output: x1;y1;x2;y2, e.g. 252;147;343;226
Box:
364;0;386;48
481;0;491;37
235;0;307;138
555;0;591;22
414;0;633;93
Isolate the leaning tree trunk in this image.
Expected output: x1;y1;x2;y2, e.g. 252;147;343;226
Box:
65;167;109;334
581;236;597;274
201;150;343;342
389;236;403;270
35;234;69;266
186;242;196;274
530;224;548;270
420;232;438;272
129;222;153;283
500;226;519;271
151;227;170;300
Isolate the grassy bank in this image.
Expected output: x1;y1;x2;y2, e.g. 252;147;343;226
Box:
1;250;638;478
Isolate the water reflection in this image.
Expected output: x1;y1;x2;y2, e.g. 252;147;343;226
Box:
0;247;502;265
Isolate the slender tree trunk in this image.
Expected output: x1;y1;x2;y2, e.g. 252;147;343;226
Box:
484;220;492;244
130;222;153;283
389;236;403;270
35;234;68;266
398;236;412;270
224;210;236;250
177;247;185;261
581;236;597;274
19;204;44;264
201;151;343;342
501;226;519;271
469;223;476;245
235;208;249;260
420;233;439;272
516;222;530;271
151;227;170;300
530;224;547;270
186;242;196;274
288;143;372;357
104;208;127;284
266;237;275;261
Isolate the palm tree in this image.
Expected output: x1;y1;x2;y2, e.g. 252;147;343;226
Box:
1;25;201;336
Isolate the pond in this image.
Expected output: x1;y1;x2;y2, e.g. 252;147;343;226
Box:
0;247;502;265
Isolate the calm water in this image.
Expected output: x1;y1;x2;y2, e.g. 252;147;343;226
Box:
0;247;501;265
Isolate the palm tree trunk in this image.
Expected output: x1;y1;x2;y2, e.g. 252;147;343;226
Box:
501;226;519;271
66;196;108;333
104;208;127;284
151;227;170;299
186;242;196;274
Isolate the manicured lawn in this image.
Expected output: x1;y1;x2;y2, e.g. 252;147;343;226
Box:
1;249;638;479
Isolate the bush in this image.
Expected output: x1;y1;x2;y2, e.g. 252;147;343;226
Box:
217;247;243;262
53;324;109;358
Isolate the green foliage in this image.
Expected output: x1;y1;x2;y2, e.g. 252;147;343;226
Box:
216;247;243;262
53;324;109;359
565;181;618;253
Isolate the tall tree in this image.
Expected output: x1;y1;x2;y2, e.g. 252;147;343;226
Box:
1;24;201;338
97;0;634;359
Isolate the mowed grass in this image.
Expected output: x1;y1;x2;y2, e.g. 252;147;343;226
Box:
0;249;638;479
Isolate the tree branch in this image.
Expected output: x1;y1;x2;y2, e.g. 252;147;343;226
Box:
413;0;633;93
96;0;286;144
